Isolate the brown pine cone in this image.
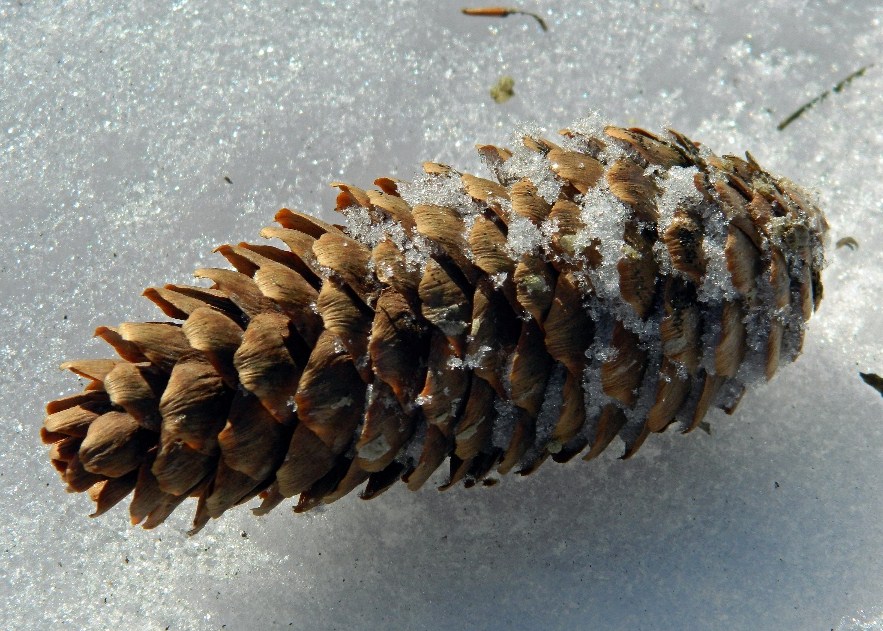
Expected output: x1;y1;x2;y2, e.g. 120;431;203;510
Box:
41;121;827;532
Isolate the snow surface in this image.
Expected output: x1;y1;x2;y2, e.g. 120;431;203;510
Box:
1;1;882;629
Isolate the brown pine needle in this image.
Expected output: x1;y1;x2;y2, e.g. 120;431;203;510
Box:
777;63;874;131
462;6;548;31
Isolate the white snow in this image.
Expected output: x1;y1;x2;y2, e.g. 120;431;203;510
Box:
1;2;882;630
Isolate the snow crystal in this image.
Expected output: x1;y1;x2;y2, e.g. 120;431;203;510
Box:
506;214;545;258
398;171;473;210
501;125;563;203
575;185;630;305
491;398;517;450
697;202;738;303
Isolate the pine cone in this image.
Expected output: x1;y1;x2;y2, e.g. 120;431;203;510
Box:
41;121;827;532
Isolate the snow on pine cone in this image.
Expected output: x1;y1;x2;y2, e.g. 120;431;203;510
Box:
41;119;827;532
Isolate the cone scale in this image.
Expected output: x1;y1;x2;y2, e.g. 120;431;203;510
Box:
41;121;827;532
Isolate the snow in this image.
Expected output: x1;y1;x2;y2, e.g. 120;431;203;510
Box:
1;1;882;630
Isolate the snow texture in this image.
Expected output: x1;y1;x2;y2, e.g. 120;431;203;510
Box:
1;1;882;629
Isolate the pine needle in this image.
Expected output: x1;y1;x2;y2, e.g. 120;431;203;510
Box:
462;6;548;31
777;64;874;131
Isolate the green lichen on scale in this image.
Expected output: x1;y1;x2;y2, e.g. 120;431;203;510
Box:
41;117;827;532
